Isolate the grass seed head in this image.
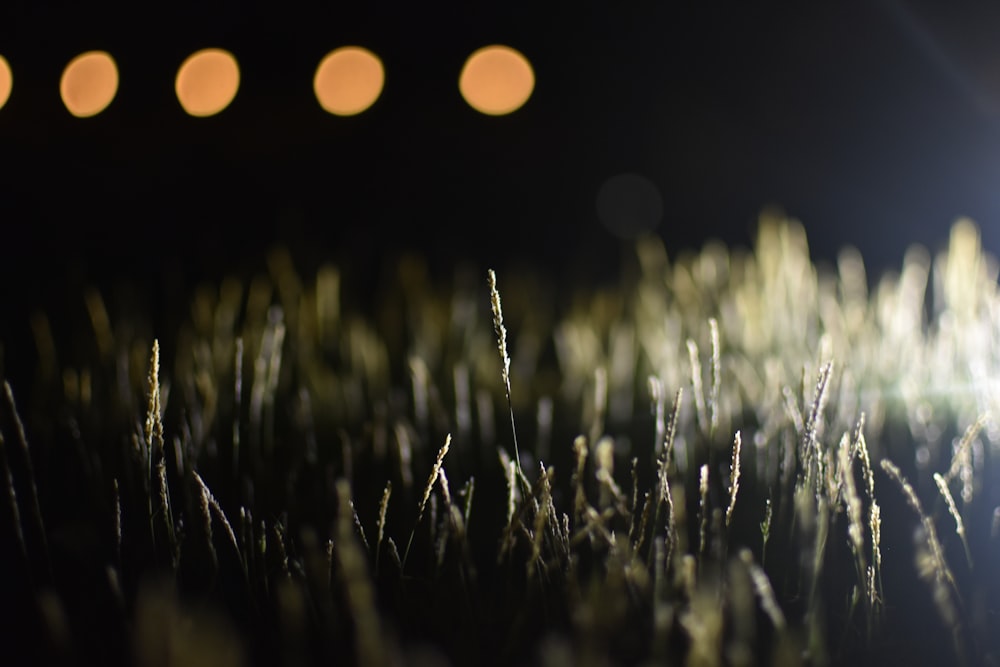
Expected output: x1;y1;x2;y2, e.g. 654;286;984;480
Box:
145;340;164;458
376;481;391;552
699;464;710;561
709;318;721;437
839;433;865;559
933;472;972;568
419;434;451;521
687;339;708;437
739;548;786;631
487;269;511;396
726;430;742;528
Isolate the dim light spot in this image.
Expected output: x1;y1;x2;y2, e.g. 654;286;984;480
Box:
314;47;384;116
596;173;664;239
175;48;240;117
60;51;118;118
0;55;11;111
459;45;534;115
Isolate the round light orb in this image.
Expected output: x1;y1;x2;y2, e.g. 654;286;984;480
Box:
60;51;119;118
459;45;534;116
175;48;240;117
0;55;12;111
314;46;385;116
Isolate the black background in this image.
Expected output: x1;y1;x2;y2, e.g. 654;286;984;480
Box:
2;1;1000;338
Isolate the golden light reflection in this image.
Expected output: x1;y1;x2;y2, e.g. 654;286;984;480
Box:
175;48;240;117
0;55;11;111
60;51;119;118
459;45;534;116
314;47;384;116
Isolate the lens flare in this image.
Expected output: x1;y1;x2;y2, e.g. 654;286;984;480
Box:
459;45;534;116
175;48;240;117
314;47;385;116
60;51;119;118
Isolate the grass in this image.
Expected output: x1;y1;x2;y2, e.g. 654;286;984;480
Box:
1;212;999;666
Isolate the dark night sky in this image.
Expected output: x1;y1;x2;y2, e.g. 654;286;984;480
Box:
2;1;1000;311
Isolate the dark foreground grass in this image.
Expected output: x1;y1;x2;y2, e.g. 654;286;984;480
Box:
1;213;1000;666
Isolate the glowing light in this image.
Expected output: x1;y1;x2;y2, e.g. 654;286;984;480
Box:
175;48;240;117
596;173;664;239
0;55;11;111
59;51;119;118
459;45;534;116
314;47;385;116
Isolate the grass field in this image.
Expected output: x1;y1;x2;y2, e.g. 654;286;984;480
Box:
1;212;999;666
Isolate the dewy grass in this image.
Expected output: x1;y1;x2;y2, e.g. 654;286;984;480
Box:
2;214;1000;665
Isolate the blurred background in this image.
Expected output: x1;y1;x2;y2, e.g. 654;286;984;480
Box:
2;0;1000;343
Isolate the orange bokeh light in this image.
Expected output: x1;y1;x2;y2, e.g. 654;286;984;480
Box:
0;55;11;111
175;48;240;117
314;47;385;116
60;51;119;118
459;45;534;116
